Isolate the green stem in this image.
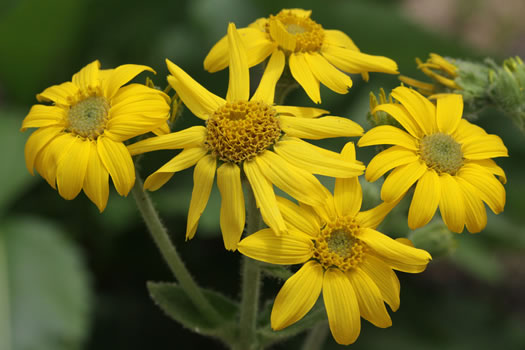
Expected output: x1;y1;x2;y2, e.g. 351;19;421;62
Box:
235;180;263;350
301;322;329;350
131;172;222;324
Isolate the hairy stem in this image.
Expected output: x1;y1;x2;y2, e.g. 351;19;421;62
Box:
131;172;222;324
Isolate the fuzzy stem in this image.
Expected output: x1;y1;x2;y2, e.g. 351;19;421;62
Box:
235;180;263;350
131;172;222;324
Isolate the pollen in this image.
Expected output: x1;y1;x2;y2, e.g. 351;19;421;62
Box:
267;10;324;53
313;216;366;272
205;100;281;163
419;132;463;175
67;96;110;139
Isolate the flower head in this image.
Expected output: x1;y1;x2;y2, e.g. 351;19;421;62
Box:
128;23;365;250
204;9;398;104
358;86;508;233
21;60;170;211
237;142;431;345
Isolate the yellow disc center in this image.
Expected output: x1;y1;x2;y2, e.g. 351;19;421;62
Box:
67;96;110;139
420;132;463;175
205;100;281;163
267;10;324;53
313;217;366;272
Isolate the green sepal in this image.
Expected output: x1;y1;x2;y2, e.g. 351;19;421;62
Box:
257;300;327;348
147;282;238;341
258;262;293;281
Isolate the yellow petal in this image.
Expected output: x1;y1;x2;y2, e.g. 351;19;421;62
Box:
456;177;487;233
356;200;400;230
408;169;441;229
381;161;427;202
360;255;400;311
226;23;250;102
21;105;66;131
321;45;398;75
166;59;225;120
358;125;419;151
36;82;79;106
438;173;465;233
323;268;360;345
72;60;100;92
103;64;155;99
275;105;329;118
452;119;487;144
390;87;436;135
347;268;392;328
287;8;312;18
143;147;208;191
127;126;207;156
56;137;91;200
204;28;275;72
304;52;352;94
143;173;175;192
238;228;313;265
279;115;363;140
323;30;359;50
244;160;287;235
365;146;419;182
359;228;431;273
469;159;506;184
372;103;423;138
96;136;135;196
83;141;109;212
462;134;508;160
268;17;296;52
251;50;285;104
334;142;362;217
217;162;245;250
254;151;328;207
34;133;77;188
458;163;505;214
152;123;170;136
436;94;463;134
276;196;320;237
271;261;323;330
274;138;364;178
289;53;321;104
24;126;63;175
186;155;216;240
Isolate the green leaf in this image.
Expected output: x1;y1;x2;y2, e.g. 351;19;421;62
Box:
0;215;92;350
147;281;238;339
0;108;38;216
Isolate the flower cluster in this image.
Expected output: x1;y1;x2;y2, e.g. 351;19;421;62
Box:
21;8;508;346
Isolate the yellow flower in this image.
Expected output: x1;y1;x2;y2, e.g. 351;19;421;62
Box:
358;86;508;233
128;23;365;250
237;142;431;345
204;8;398;104
21;60;170;212
399;53;460;95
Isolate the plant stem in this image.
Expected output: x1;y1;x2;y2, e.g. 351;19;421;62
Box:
0;232;11;350
236;180;263;350
131;172;222;324
301;322;329;350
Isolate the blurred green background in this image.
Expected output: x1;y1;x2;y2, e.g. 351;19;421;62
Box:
1;0;524;349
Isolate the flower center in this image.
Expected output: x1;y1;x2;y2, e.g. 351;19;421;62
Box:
313;217;366;272
419;132;463;175
67;96;110;139
267;10;324;53
205;100;281;163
